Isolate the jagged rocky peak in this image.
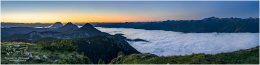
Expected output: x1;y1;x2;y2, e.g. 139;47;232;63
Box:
50;22;63;28
57;22;79;32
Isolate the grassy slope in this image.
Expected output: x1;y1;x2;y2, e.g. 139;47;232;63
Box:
1;42;259;64
1;42;92;64
110;46;259;64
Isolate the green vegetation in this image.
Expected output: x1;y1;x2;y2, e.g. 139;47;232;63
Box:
110;46;259;64
98;59;105;64
1;41;259;64
39;39;76;52
1;42;92;64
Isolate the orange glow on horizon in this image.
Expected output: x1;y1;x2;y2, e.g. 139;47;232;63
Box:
1;11;165;24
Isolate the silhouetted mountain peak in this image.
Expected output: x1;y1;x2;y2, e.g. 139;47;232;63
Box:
77;23;102;33
80;23;95;29
55;22;62;24
57;22;79;32
50;22;63;28
66;22;75;25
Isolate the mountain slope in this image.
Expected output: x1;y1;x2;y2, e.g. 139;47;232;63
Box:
110;46;259;64
56;22;79;32
72;35;139;63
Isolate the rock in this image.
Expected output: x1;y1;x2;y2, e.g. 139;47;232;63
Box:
43;55;48;59
34;56;41;60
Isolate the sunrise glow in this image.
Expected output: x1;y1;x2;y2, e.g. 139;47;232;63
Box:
1;1;258;23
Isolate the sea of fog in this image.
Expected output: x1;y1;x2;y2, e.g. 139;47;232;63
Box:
96;27;259;56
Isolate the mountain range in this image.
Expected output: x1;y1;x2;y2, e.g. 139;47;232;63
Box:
94;17;259;33
1;22;139;63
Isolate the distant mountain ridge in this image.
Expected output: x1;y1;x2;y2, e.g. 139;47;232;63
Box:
56;22;79;32
25;22;108;40
1;22;109;40
94;17;259;33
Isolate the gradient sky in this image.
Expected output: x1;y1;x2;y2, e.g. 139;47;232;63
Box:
1;1;259;23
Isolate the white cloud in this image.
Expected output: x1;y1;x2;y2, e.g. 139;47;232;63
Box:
97;27;259;56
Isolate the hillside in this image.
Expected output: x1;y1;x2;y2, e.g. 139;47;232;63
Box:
1;23;140;64
110;46;259;64
2;41;258;64
1;42;92;64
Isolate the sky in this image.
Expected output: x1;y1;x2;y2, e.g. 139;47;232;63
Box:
1;1;259;23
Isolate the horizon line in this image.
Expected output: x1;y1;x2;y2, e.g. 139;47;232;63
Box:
1;16;259;24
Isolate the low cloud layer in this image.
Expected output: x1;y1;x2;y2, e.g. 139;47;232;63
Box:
97;27;259;56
